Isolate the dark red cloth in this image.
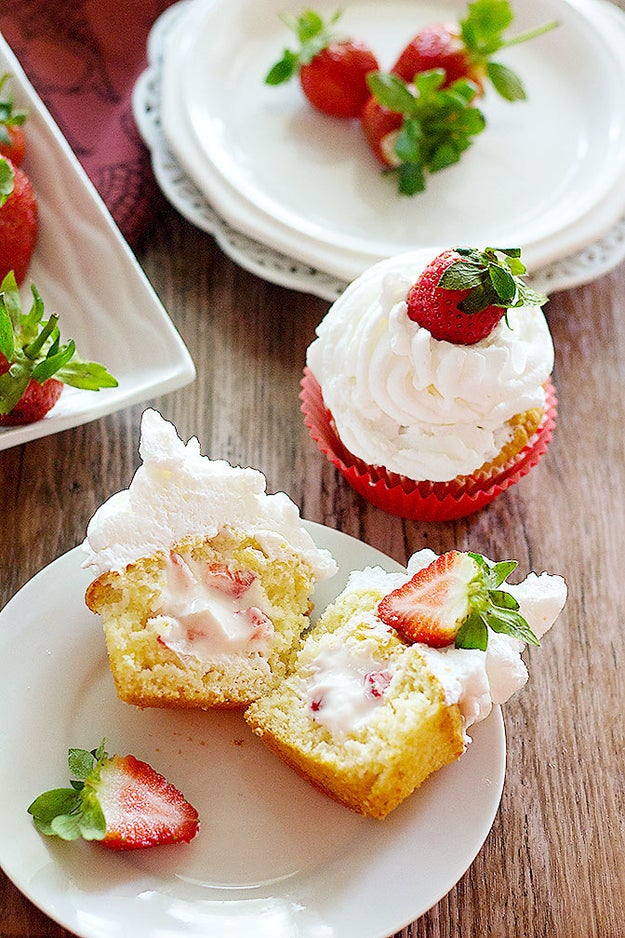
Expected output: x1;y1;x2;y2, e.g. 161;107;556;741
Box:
0;1;177;247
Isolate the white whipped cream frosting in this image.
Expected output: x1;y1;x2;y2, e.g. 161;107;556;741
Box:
306;549;566;741
82;409;337;580
307;249;554;481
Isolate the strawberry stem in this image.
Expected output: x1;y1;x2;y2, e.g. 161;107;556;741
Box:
499;19;559;49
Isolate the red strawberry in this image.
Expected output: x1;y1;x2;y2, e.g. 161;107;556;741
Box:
378;550;539;651
0;157;37;284
0;367;63;426
362;70;484;195
0;271;117;424
28;741;200;850
393;23;484;94
360;95;403;166
265;10;378;118
0;73;27;166
379;551;481;648
391;0;558;102
405;247;547;345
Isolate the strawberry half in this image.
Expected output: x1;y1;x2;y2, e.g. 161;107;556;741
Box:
406;246;547;345
378;550;539;651
0;156;37;284
28;740;200;850
0;271;117;425
265;9;378;118
0;73;27;167
362;69;485;195
392;0;558;102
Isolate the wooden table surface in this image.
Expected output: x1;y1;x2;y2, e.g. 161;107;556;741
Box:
2;25;625;938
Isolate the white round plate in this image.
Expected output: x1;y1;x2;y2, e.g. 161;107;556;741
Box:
160;0;625;281
0;524;505;938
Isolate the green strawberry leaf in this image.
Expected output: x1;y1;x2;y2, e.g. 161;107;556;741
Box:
0;156;14;207
68;747;97;781
397;162;426;195
0;360;33;413
486;61;526;101
50;813;83;841
455;552;539;648
489;264;518;304
265;50;299;85
28;788;82;828
266;10;342;79
28;741;110;843
77;793;107;841
484;602;540;645
367;72;418;115
31;340;76;383
455;613;489;650
393;117;422;163
56;358;119;391
0;301;14;360
369;70;485;196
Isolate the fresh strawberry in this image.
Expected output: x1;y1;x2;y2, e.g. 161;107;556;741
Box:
0;365;63;425
265;10;378;118
0;157;37;284
0;271;117;425
393;23;484;94
405;246;547;344
362;69;485;194
378;550;539;650
0;73;27;166
392;0;558;102
360;95;403;166
28;740;200;850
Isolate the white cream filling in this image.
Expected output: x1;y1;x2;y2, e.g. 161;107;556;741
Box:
151;552;273;664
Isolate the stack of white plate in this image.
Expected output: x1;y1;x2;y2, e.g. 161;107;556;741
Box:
134;0;625;299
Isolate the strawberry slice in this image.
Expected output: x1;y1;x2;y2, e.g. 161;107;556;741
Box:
0;73;27;167
28;741;199;850
405;246;547;345
0;270;117;424
391;1;558;102
265;9;378;118
378;550;540;650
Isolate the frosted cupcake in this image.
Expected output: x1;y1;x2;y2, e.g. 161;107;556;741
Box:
83;409;337;709
246;548;567;817
302;247;556;521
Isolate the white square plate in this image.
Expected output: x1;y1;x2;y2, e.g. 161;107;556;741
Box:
0;34;195;450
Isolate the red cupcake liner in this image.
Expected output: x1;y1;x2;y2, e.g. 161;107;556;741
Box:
300;367;557;522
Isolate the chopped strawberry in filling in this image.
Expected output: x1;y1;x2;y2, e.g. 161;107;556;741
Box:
152;552;274;662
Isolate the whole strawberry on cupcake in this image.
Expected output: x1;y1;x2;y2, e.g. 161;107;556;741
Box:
302;246;556;521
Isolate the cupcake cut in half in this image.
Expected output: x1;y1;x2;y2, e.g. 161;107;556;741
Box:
303;247;556;521
245;548;567;818
83;410;337;709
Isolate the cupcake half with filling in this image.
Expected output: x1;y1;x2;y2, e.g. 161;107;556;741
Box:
245;548;567;818
302;247;556;521
83;409;337;709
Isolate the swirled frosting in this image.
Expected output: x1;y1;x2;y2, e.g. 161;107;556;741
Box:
307;249;554;481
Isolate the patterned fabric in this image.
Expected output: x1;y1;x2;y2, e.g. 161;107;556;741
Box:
0;0;177;246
